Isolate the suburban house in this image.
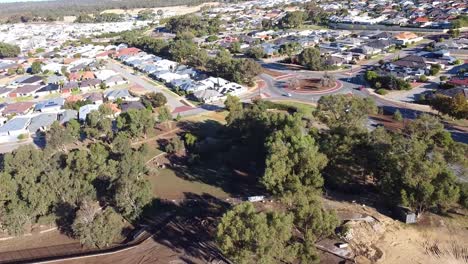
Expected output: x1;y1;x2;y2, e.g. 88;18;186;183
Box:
393;32;423;45
79;104;99;121
120;101;146;112
448;78;468;88
80;78;102;91
0;87;12;98
34;98;65;113
9;85;43;97
104;89;138;102
28;113;58;133
36;83;60;96
388;55;430;76
0;117;31;141
2;102;35;116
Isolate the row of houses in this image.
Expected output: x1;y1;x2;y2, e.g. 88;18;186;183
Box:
114;46;247;103
0;87;146;143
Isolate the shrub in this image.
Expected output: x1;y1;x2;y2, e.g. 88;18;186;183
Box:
440;75;448;81
419;75;428;82
17;134;28;140
376;89;388;95
206;35;218;42
393;110;403;121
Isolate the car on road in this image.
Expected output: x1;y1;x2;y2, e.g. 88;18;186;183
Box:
283;93;292;97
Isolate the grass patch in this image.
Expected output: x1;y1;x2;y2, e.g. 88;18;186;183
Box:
182;111;228;124
14;96;33;102
148;168;229;200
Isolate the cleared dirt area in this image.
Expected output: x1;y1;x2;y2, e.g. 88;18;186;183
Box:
52;238;206;264
0;230;76;252
101;2;219;16
325;198;468;264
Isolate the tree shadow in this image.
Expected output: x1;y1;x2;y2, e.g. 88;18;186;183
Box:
150;193;231;263
54;202;76;237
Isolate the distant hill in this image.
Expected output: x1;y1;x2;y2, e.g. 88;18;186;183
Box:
0;0;214;20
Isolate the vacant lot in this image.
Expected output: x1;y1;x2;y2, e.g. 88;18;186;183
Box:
101;2;219;16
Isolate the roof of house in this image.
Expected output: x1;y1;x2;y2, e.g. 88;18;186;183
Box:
79;104;99;120
34;98;65;111
83;92;103;103
19;75;43;84
437;87;468;98
120;101;146;112
448;78;468;87
392;55;427;69
0;87;12;95
58;110;78;124
13;84;42;94
104;89;131;99
3;102;34;115
394;32;420;40
81;78;102;87
0;117;31;133
63;81;79;89
372;32;394;39
37;83;60;93
28;113;57;132
366;39;394;49
414;17;429;23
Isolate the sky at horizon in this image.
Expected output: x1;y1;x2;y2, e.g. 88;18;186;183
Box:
0;0;50;3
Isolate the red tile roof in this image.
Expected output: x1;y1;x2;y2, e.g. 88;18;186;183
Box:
448;78;468;87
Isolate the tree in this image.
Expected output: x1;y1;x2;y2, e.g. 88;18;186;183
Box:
169;33;199;64
141;92;167;109
117;109;155;138
280;11;306;28
316;95;377;131
112;132;131;155
157;106;172;129
216;202;298;264
72;203;124;248
16;66;25;74
262;114;327;196
278;42;301;58
429;64;441;76
137;9;155;21
246;46;265;59
114;177;152;221
224;95;243;125
291;193;338;241
365;70;378;82
393;110;403;121
184;133;197;148
30;61;42;74
297;47;327;71
46;121;75;150
165;136;184;154
430;93;468;120
84;109;113;140
448;28;460;38
231;58;262;86
0;42;20;58
230;41;241;54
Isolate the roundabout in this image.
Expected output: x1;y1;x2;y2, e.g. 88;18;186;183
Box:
275;74;345;95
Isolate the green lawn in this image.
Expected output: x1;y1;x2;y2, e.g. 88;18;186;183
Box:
148;168;229;200
14;96;33;102
272;100;315;118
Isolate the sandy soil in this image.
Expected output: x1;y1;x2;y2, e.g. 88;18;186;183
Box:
0;229;76;252
325;198;468;264
101;2;219;16
54;238;205;264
